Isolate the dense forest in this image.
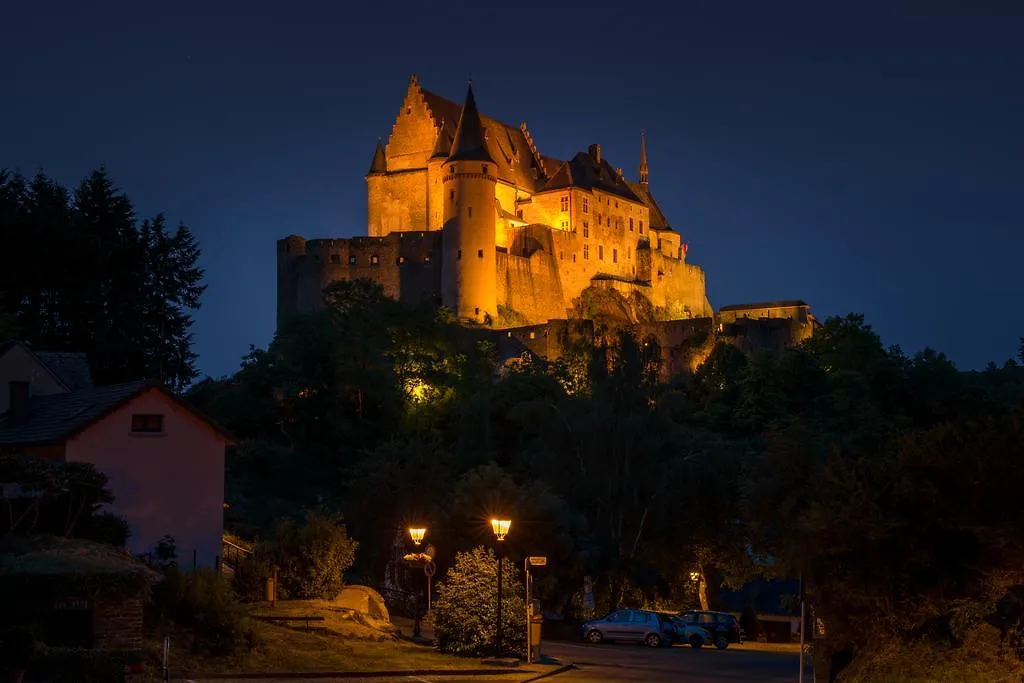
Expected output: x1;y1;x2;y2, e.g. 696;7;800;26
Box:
188;277;1024;678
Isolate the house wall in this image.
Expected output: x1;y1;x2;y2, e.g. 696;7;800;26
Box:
0;345;67;412
65;389;226;567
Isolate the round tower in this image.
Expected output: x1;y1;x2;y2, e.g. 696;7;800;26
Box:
440;83;497;323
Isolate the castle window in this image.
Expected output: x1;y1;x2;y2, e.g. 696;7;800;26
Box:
629;218;634;231
615;200;619;208
397;256;406;264
452;164;457;173
516;209;523;219
450;190;455;200
424;254;431;264
406;107;411;114
572;253;576;262
613;248;618;263
348;255;356;265
598;245;604;260
468;206;472;218
582;197;589;213
560;251;564;260
330;254;341;264
477;249;484;258
560;220;568;229
560;196;568;212
475;307;480;315
597;215;602;226
370;255;379;265
583;221;589;237
639;220;643;233
482;164;489;174
583;244;589;260
627;247;631;260
457;250;462;260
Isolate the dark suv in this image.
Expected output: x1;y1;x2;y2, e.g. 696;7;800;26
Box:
679;610;743;649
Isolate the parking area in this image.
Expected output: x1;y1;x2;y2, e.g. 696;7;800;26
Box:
543;640;810;683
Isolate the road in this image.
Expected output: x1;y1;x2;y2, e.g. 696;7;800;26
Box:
542;640;808;683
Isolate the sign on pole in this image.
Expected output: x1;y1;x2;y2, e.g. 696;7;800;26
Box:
528;556;547;567
424;561;436;577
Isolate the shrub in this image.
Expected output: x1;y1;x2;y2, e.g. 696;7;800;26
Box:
265;510;358;600
151;567;259;656
433;546;526;657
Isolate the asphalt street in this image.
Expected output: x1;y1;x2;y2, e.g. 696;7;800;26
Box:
542;640;807;682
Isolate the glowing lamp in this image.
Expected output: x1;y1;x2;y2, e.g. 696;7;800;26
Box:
490;519;511;542
408;527;427;545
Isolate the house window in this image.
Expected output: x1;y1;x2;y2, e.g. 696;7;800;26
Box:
478;249;484;258
599;245;604;260
583;197;589;213
330;254;340;264
132;414;164;433
629;218;634;231
583;221;589;238
560;196;569;212
348;255;356;264
583;244;589;260
370;255;379;265
613;248;618;263
424;254;431;264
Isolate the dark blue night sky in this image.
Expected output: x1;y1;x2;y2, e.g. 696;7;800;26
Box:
2;0;1021;377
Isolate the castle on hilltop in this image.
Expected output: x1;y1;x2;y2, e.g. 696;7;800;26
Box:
277;76;817;364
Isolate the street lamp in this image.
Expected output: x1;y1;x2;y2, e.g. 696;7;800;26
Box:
490;518;511;656
407;527;427;638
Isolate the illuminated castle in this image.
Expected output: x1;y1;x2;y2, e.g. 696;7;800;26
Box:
277;77;715;327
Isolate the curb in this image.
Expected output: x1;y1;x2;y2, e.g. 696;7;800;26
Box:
520;663;578;683
180;669;540;680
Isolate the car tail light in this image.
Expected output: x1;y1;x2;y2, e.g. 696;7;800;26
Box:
124;664;145;674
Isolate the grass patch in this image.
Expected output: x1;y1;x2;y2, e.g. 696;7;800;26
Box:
164;600;500;676
837;623;1024;683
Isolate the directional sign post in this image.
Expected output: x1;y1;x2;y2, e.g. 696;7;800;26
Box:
528;556;547;567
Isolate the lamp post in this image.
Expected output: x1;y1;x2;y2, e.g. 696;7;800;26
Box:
490;518;511;657
408;527;427;638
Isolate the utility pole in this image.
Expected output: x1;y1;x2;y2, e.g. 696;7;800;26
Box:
799;570;806;683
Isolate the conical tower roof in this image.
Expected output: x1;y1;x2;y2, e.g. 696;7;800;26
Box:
431;121;453;158
447;83;494;163
367;140;387;175
639;130;649;185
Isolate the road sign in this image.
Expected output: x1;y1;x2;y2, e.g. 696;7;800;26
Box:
423;561;436;577
528;556;547;567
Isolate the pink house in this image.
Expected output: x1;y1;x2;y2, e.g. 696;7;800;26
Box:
0;341;233;567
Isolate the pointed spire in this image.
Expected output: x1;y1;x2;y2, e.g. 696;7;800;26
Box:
639;129;649;186
368;139;387;175
431;120;452;158
448;82;494;163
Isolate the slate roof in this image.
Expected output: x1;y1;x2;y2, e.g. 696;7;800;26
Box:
0;380;233;446
447;83;494;164
719;300;809;312
541;152;644;203
34;351;93;390
368;140;387;175
626;181;672;230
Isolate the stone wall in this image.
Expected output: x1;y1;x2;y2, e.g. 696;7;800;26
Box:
93;595;144;650
367;169;429;235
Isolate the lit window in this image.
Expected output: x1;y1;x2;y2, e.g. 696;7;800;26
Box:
424;254;431;264
560;196;569;212
348;255;356;264
582;197;589;214
370;255;380;265
398;256;406;264
132;414;163;433
583;244;589;260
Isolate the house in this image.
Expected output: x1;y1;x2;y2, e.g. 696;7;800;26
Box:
0;341;232;566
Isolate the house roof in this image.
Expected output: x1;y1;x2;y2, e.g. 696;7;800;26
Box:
0;341;94;392
0;535;158;580
0;380;234;446
719;300;810;312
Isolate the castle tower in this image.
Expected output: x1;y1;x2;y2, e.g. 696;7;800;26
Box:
639;130;649;186
427;121;452;229
440;83;497;323
365;139;388;236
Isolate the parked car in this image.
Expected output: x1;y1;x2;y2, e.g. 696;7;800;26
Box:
657;613;713;648
581;609;674;647
678;610;743;649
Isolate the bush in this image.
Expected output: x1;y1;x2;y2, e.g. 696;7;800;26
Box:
151;567;259;656
434;546;526;657
265;510;358;600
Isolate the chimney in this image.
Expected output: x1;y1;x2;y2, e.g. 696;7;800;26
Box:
588;144;601;163
9;381;30;426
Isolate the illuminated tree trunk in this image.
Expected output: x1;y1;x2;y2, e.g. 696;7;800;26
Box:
698;567;710;611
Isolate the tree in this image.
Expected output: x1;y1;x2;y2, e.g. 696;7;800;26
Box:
434;546;526;656
264;510;358;600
